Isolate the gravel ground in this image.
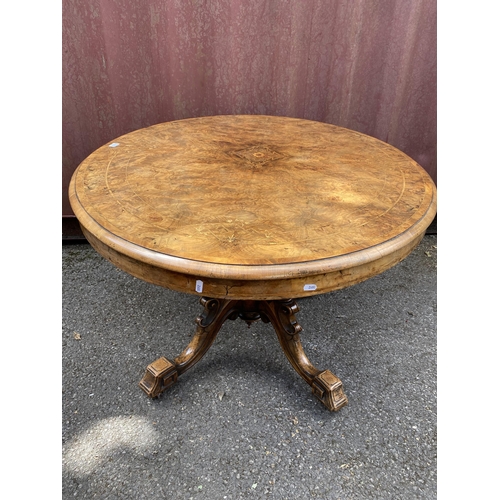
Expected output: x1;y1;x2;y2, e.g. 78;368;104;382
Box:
62;235;437;499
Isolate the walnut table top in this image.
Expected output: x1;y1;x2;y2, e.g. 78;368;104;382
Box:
69;115;436;300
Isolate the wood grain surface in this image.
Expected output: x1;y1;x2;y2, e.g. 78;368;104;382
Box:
69;115;436;299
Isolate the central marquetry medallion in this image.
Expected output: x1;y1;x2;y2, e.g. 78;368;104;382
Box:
233;145;286;165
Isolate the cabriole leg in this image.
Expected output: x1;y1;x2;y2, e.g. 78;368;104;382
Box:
259;299;348;411
139;297;239;397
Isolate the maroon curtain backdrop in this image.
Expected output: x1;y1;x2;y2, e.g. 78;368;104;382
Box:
63;0;436;216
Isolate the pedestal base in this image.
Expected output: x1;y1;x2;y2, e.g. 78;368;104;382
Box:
139;297;348;411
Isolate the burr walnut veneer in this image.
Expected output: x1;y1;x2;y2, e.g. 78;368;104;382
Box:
69;115;437;411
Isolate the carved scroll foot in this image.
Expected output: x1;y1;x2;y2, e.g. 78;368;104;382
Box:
139;297;240;398
311;370;348;412
260;299;348;411
139;357;178;398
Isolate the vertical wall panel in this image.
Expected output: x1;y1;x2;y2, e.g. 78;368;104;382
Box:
63;0;436;215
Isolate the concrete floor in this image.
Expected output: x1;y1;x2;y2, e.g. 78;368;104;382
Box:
62;235;437;499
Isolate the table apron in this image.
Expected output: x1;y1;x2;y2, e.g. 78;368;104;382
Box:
82;226;424;301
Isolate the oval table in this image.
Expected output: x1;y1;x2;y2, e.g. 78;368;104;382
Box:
69;115;436;411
